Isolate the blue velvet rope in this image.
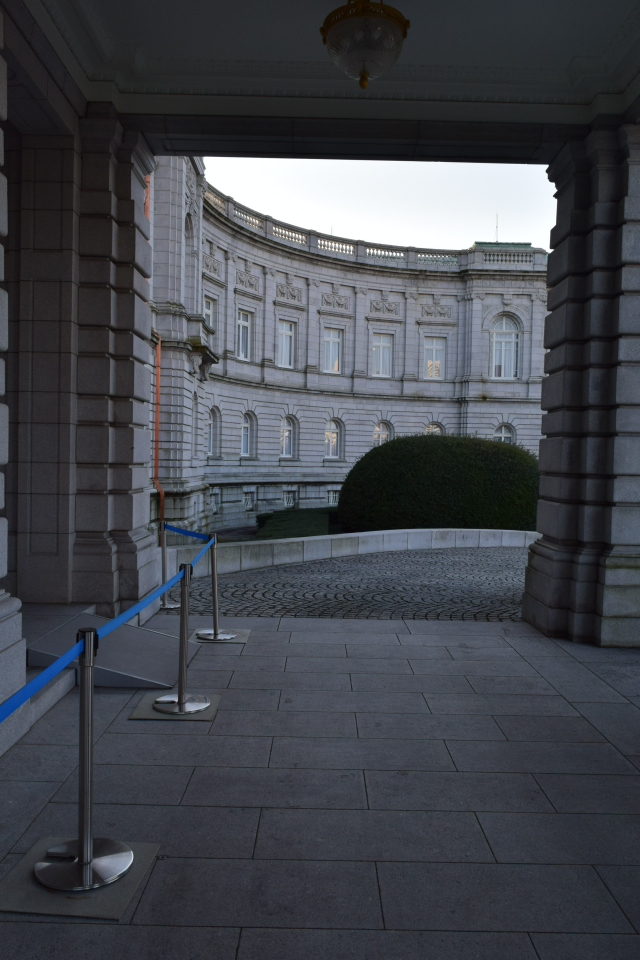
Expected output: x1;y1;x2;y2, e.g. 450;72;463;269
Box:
164;523;212;542
96;569;184;641
190;537;216;570
0;638;85;725
0;531;217;724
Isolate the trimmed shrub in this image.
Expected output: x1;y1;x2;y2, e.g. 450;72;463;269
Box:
338;435;538;533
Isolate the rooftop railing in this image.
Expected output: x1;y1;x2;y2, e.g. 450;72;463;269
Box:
203;185;546;272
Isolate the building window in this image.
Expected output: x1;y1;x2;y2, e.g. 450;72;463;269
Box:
424;337;446;379
283;490;296;508
325;419;342;458
204;296;218;327
237;310;251;361
243;490;255;511
327;490;340;506
372;333;393;377
425;422;444;436
241;413;255;457
491;317;519;379
207;406;221;456
278;320;295;368
280;416;295;457
494;423;515;444
373;421;391;446
323;328;342;374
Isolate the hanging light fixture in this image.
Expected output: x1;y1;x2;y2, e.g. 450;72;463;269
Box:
320;0;410;90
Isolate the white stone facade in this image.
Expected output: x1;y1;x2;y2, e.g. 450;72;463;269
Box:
151;157;548;533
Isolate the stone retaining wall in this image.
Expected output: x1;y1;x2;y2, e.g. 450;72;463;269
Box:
169;529;540;579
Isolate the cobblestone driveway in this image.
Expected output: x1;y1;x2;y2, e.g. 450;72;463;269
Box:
179;547;529;620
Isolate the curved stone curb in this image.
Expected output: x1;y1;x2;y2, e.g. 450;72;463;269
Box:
169;528;540;579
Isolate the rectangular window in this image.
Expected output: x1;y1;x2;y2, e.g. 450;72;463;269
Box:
372;333;393;377
424;337;446;379
492;335;518;378
277;320;295;368
323;328;342;374
204;297;218;328
237;310;251;361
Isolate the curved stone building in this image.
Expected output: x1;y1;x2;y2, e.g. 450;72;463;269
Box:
151;157;547;532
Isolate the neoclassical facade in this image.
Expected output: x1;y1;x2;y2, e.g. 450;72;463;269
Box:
151;157;547;532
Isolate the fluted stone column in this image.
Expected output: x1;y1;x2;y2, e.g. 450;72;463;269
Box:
523;125;640;647
74;107;158;616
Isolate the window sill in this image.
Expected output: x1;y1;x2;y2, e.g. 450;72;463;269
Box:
240;455;259;461
279;457;301;463
323;458;346;464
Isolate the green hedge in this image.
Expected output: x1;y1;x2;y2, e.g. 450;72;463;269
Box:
338;435;539;533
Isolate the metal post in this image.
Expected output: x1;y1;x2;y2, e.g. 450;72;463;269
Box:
196;538;237;642
154;564;210;714
160;523;180;610
34;629;134;891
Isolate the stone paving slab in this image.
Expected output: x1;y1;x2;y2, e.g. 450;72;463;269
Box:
2;608;640;953
376;862;633;932
237;929;540;960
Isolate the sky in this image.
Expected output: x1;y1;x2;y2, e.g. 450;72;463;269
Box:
203;158;556;252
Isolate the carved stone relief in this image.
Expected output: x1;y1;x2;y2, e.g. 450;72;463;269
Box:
369;299;399;316
422;303;452;318
236;271;260;292
203;254;222;278
276;283;302;302
322;293;350;310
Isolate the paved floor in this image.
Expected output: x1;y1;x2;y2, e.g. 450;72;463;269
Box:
183;547;529;619
1;612;640;957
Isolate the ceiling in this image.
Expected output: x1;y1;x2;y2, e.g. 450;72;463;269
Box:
8;0;640;162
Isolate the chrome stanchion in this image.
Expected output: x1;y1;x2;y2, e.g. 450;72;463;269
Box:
160;522;180;610
196;538;236;642
154;563;210;714
34;629;134;891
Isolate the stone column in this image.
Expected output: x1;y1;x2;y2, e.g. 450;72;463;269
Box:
0;13;25;752
74;107;158;616
5;132;80;603
523;125;640;646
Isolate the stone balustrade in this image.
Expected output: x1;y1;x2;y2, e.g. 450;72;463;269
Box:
203;187;546;272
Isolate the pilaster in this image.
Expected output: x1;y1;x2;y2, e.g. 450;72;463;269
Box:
523;125;640;646
74;107;157;615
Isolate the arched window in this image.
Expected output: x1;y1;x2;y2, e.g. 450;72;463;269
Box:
280;416;296;458
241;413;256;457
191;393;198;458
491;317;519;379
325;419;342;459
207;406;221;456
373;421;392;446
425;422;444;436
494;423;515;444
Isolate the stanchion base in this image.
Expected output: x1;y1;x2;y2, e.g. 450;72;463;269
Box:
160;600;181;610
34;838;134;892
195;629;237;642
153;692;211;714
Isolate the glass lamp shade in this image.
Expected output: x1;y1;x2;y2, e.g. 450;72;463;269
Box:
321;1;410;89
